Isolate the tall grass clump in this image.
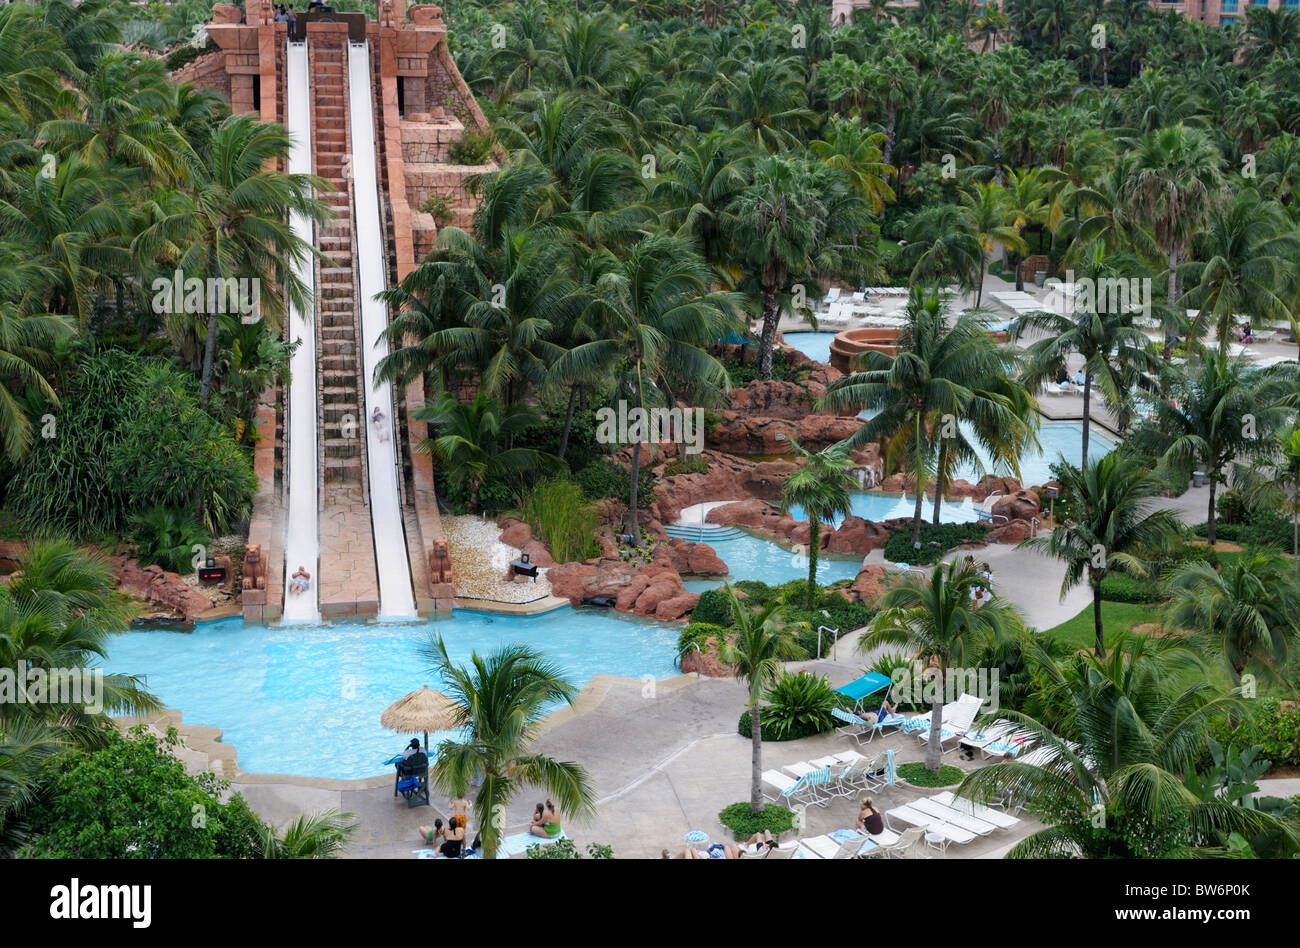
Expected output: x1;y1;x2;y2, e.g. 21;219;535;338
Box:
521;480;600;563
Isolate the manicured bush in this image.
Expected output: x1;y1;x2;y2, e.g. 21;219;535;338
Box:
896;762;965;787
1100;572;1159;604
520;480;600;563
1195;509;1291;550
689;588;736;627
882;522;988;566
717;802;796;840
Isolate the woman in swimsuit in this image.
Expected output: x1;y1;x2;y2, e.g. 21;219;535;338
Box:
856;797;885;836
529;799;561;838
417;819;444;847
440;819;465;858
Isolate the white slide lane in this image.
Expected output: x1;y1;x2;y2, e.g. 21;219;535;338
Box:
282;39;320;623
347;40;417;619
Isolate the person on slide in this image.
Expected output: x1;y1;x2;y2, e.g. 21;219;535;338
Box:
371;405;389;443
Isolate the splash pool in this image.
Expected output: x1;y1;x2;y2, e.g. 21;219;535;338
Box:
104;609;679;780
782;331;836;365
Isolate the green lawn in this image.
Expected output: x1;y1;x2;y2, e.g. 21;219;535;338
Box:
1041;600;1162;651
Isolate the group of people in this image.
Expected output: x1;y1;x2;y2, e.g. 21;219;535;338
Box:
273;1;336;23
964;556;993;610
418;790;472;859
663;801;887;858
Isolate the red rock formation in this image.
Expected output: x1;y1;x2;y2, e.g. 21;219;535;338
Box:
728;380;816;420
705;411;862;456
991;490;1041;522
116;558;213;621
664;537;728;576
546;556;700;620
985;519;1034;544
825;516;892;554
840;564;890;604
498;517;532;549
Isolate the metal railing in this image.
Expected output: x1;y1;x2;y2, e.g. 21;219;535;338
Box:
676;642;702;679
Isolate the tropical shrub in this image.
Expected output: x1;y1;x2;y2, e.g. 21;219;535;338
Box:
21;727;267;859
1195;509;1291;550
524;839;614;859
448;128;495;164
663;455;709;477
520;480;599;563
1209;699;1300;768
882;522;988;565
573;461;654;510
9;350;256;536
1216;489;1248;525
676;622;729;660
129;505;210;574
752;671;839;741
689;588;736;627
717;802;795;840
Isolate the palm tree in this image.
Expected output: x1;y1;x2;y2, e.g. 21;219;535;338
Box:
132;113;329;408
1180;189;1300;354
651;130;752;276
1023;453;1180;657
959;637;1300;857
260;809;358;859
1003;167;1050;291
1235;424;1300;575
1242;5;1300;68
378;223;573;406
859;559;1017;771
716;584;804;812
960;182;1027;306
820;289;1033;549
893;204;985;296
704;59;816;154
1165;552;1300;688
730;155;830;380
1157;352;1298;546
414;390;556;512
420;637;597;860
551;232;739;542
0;262;74;463
1015;244;1159;468
1115;124;1225;346
780;438;856;608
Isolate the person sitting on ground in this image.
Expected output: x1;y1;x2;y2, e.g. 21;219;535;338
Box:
529;799;562;838
662;847;704;859
401;738;421;760
288;565;311;595
417;819;444;848
855;697;898;724
856;797;886;836
439;817;466;858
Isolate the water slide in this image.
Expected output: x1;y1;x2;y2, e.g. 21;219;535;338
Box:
347;39;418;619
281;38;321;623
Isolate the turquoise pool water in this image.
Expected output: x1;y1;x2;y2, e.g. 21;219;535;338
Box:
681;532;863;594
786;494;979;527
783;331;836;365
104;609;679;780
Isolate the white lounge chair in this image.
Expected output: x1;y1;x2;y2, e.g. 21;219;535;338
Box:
885;804;977;847
761;768;799;803
931;791;1021;829
909;797;998;836
863;825;926;858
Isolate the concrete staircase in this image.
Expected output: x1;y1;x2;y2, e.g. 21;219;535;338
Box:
309;27;379;617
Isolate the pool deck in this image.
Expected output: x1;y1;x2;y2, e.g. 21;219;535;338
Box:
127;661;1042;859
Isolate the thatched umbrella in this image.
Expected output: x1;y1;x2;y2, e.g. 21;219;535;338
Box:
380;685;462;752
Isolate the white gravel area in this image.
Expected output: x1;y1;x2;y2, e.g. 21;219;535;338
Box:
443;515;553;603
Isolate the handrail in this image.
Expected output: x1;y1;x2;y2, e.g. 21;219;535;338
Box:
676;641;702;679
817;625;840;661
